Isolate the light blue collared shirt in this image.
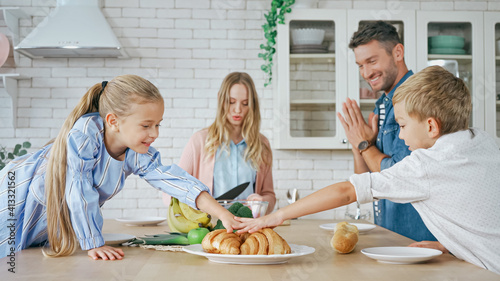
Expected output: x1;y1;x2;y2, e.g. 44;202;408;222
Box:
213;139;256;200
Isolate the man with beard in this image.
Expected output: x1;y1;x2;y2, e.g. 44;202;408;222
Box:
338;21;439;247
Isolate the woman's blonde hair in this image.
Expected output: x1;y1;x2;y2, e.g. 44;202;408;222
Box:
44;75;162;257
393;65;471;135
205;72;271;169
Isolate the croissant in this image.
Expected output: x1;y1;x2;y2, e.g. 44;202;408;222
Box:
201;229;241;255
240;232;269;255
331;221;359;254
239;228;291;255
202;228;291;255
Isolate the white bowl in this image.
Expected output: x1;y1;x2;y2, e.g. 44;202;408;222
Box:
292;28;325;45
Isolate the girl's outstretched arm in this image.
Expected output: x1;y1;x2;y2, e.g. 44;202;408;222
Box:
88;245;125;260
235;181;357;233
195;191;243;232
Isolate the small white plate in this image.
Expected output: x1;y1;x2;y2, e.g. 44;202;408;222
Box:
103;233;135;245
115;216;167;226
319;223;376;233
183;244;315;265
361;247;442;264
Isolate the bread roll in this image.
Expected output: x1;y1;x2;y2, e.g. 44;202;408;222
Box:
330;221;359;254
201;229;241;255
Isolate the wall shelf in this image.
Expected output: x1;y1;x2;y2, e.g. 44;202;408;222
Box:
0;73;28;127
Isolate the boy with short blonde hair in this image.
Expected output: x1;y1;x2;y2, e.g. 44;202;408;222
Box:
237;66;500;274
393;65;471;135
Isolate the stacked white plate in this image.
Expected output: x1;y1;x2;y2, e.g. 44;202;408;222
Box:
290;44;328;54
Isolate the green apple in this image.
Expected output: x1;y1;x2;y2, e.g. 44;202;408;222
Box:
187;227;210;244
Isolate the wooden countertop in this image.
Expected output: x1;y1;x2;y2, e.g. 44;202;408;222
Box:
1;219;498;280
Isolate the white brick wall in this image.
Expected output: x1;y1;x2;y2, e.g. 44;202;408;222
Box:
1;0;498;222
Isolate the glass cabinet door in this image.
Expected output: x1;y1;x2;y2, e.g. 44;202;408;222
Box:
484;12;500;146
416;11;484;129
346;10;416;148
289;20;335;139
275;9;347;149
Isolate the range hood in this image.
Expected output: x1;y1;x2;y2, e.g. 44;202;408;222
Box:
15;0;127;59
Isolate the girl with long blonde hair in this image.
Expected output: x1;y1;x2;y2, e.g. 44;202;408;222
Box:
163;72;276;213
0;75;241;260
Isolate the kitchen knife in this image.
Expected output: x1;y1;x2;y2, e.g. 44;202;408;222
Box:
215;182;250;200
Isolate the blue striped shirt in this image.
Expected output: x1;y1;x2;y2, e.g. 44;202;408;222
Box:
0;113;209;257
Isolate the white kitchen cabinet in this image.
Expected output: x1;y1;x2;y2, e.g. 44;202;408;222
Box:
484;12;500;146
416;11;485;130
275;9;498;149
274;9;416;149
275;9;348;149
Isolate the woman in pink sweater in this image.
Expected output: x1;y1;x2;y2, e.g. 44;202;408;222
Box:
163;72;276;213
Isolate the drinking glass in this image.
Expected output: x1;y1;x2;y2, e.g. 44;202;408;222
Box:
345;201;371;220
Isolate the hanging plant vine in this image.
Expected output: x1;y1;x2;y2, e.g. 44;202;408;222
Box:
259;0;295;87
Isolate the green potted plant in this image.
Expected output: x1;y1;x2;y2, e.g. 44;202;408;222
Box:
0;141;31;170
259;0;295;87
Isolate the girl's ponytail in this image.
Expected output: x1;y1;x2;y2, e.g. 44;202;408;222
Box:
43;83;103;257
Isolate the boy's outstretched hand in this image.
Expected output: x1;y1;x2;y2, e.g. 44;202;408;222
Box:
218;211;244;233
235;181;357;234
235;211;284;233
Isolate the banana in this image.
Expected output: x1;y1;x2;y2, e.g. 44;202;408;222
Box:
178;201;211;227
206;222;213;231
167;203;182;233
168;197;203;233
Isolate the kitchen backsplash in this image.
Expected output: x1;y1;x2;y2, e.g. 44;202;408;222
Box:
1;0;499;221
